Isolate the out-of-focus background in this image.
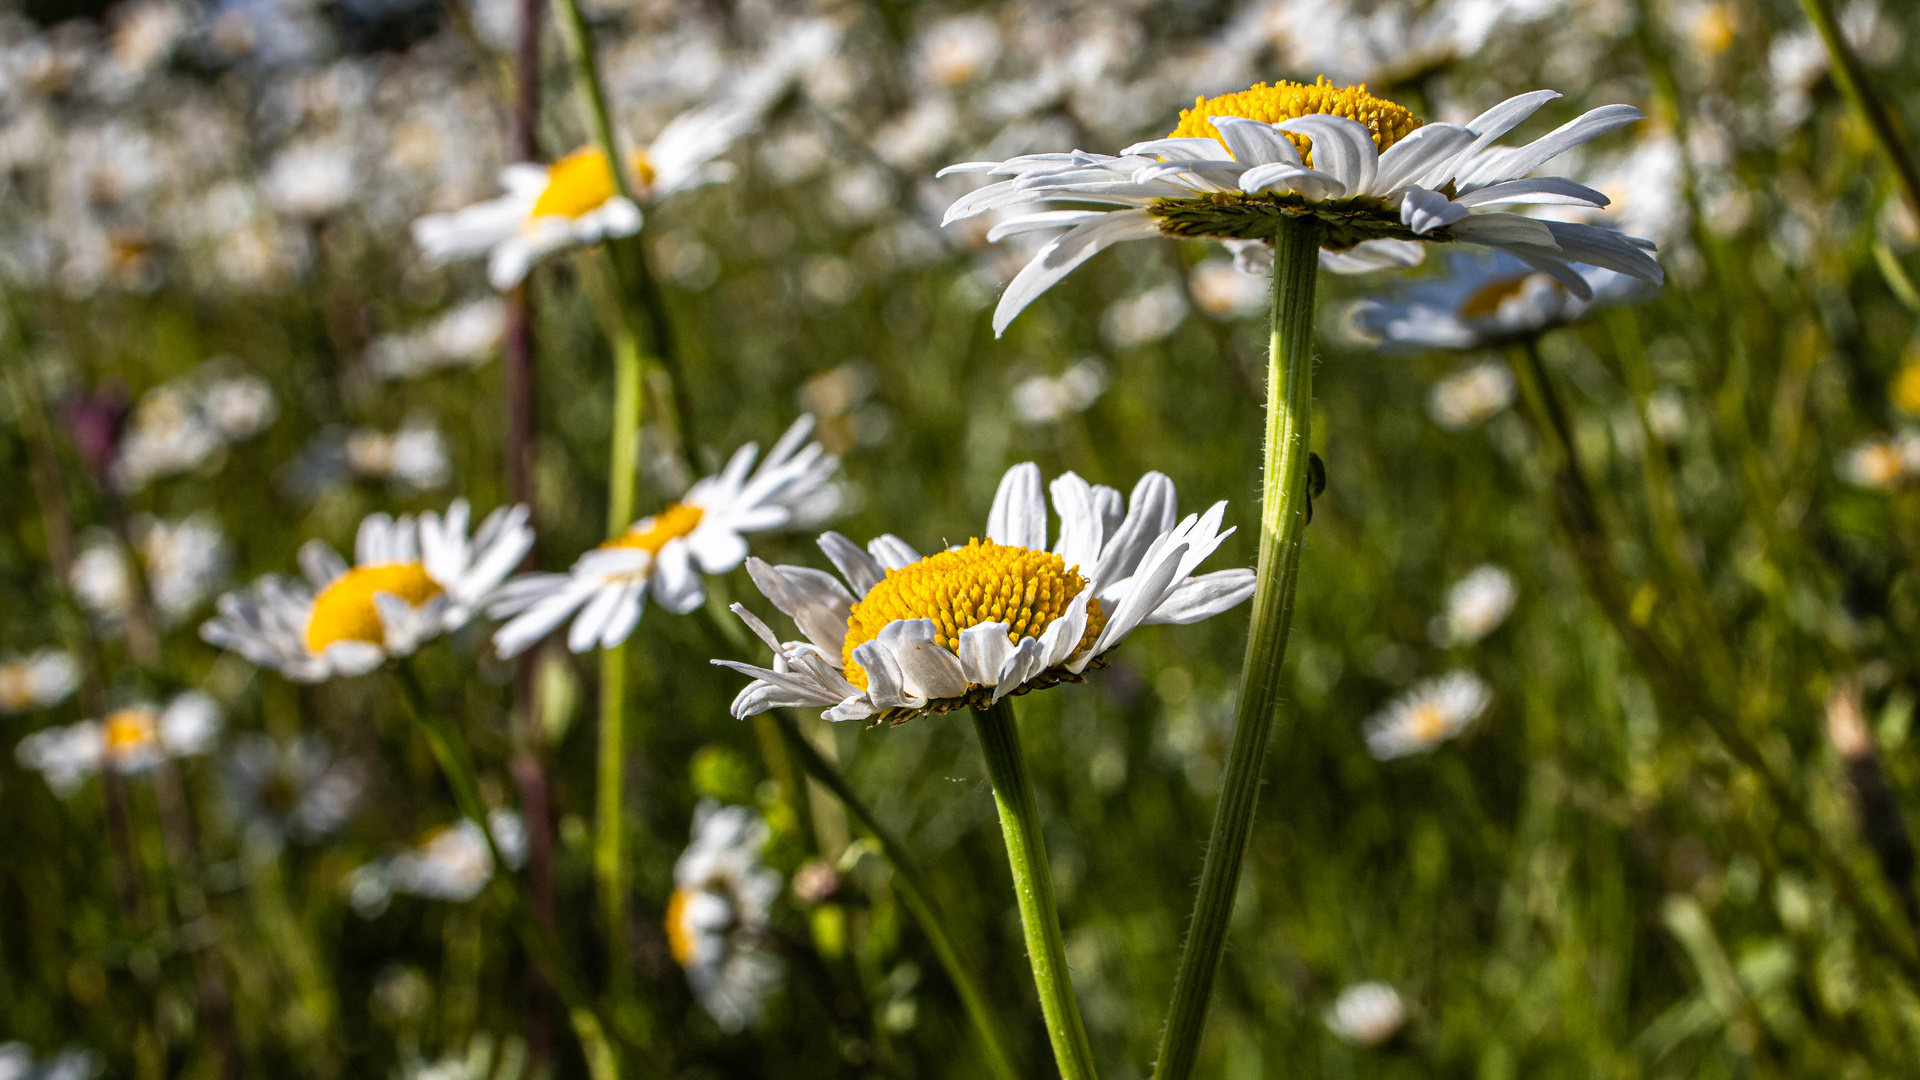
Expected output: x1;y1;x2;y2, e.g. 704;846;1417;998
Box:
3;0;1920;1075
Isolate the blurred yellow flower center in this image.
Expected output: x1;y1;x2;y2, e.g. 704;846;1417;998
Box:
0;665;30;711
1893;363;1920;416
306;564;442;652
1457;275;1534;319
1857;444;1905;487
1168;77;1422;170
104;707;159;755
529;147;657;220
602;503;705;556
665;888;697;966
1408;703;1448;743
841;539;1107;691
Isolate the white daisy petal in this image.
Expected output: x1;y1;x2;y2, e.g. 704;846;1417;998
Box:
568;583;627;653
1143;569;1257;625
868;535;922;571
1448;213;1560;249
1455;104;1644;191
991;209;1162;338
818;532;886;594
1400;187;1470;235
877;620;970;700
1209;117;1302;166
745;559;855;654
1274;115;1378;198
986;463;1048;550
958;622;1015;686
1048;472;1104;573
1451;177;1611;209
852;641;924;711
1321;239;1427;274
1373;123;1476;193
1238;162;1347;200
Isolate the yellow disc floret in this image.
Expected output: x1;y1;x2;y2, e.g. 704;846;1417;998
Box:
530;146;659;221
1456;275;1536;320
665;888;697;966
305;564;443;652
601;503;705;557
103;707;159;759
840;539;1108;691
1168;77;1422;169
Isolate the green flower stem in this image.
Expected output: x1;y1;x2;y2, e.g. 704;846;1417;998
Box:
1795;0;1920;220
1153;216;1321;1080
773;713;1019;1080
971;698;1098;1080
548;0;629;204
394;664;656;1076
1509;341;1920;987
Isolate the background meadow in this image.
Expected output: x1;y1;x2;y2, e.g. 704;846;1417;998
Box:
4;0;1920;1076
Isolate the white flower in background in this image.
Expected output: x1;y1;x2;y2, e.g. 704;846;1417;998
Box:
0;1042;102;1080
1188;257;1268;319
69;540;137;627
942;79;1662;336
492;417;839;657
69;517;231;628
1439;564;1516;645
1838;433;1920;490
410;26;830;289
114;383;222;491
1364;671;1492;760
668;800;783;1032
717;463;1255;726
223;734;365;843
201;374;277;441
915;15;1000;88
1102;284;1188;347
1012;359;1108;425
1350;251;1647;351
0;650;81;714
1427;361;1516;431
263;138;358;218
366;298;507;380
1645;388;1688;445
15;691;222;795
1325;981;1407;1046
202;501;532;682
344;420;452;491
346;810;526;917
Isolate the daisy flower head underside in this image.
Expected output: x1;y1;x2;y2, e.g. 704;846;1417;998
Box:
203;501;532;682
715;463;1256;726
491;416;840;658
940;78;1665;336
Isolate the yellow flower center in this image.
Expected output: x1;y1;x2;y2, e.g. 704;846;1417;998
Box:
1457;275;1536;320
305;563;443;652
1167;77;1422;170
600;503;705;557
0;665;29;711
665;888;697;966
1893;363;1920;416
840;539;1107;691
529;147;657;220
1408;703;1448;743
1858;444;1906;487
104;707;159;757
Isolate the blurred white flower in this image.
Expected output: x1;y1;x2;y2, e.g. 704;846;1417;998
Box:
916;15;999;87
138;514;232;623
345;420;453;491
347;810;526;917
1102;284;1187;347
366;298;507;380
1438;564;1516;645
263;139;357;218
1365;671;1492;760
114;384;222;491
224;733;365;843
201;374;277;440
1838;433;1920;490
1325;981;1407;1046
0;1042;102;1080
1427;361;1515;431
668;800;784;1032
1350;252;1648;351
0;651;81;715
492;417;839;658
1188;257;1267;319
1012;359;1108;425
70;539;137;627
203;501;532;682
15;691;222;795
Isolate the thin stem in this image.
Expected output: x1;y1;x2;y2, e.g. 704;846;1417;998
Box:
1796;0;1920;221
971;698;1098;1080
548;0;631;203
774;713;1019;1080
1511;338;1920;986
594;327;644;994
392;663;655;1075
1153;217;1320;1080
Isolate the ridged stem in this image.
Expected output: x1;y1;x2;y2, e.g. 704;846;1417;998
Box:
1152;217;1320;1080
971;698;1098;1080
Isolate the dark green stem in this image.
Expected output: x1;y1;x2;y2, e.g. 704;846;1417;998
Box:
1153;217;1320;1080
1795;0;1920;220
971;699;1098;1080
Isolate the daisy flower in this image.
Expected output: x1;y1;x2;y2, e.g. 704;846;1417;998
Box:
667;800;784;1033
0;649;81;714
715;462;1255;726
940;78;1664;336
1438;564;1517;645
16;691;222;796
1364;671;1493;760
1325;981;1407;1047
1838;433;1920;490
202;500;532;682
491;417;840;658
223;734;365;844
345;811;526;917
1349;251;1647;351
1427;360;1516;431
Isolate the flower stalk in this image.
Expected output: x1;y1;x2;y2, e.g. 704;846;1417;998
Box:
1794;0;1920;221
1153;216;1321;1080
971;698;1098;1080
598;327;644;994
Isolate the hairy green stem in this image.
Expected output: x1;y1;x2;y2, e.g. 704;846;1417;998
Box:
971;698;1098;1080
393;664;652;1075
1153;217;1320;1080
774;713;1019;1080
1795;0;1920;220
